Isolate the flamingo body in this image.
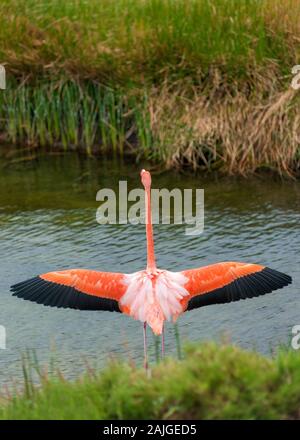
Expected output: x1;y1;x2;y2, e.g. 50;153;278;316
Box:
120;270;189;334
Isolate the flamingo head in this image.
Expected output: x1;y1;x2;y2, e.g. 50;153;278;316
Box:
140;169;151;189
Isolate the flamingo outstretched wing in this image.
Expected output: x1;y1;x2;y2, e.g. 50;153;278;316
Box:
11;269;127;312
181;262;292;311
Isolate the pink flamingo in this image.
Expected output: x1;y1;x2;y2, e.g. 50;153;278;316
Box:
11;170;292;368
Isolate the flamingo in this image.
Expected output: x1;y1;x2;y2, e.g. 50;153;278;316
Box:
11;170;292;368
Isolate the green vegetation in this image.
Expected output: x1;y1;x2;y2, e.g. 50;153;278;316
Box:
1;343;300;420
1;0;298;82
0;81;144;156
0;0;300;175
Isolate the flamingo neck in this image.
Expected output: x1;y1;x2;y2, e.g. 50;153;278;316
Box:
145;186;156;271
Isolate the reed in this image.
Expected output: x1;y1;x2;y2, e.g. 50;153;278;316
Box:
0;0;300;175
0;81;148;155
1;79;299;176
174;323;182;360
147;78;300;176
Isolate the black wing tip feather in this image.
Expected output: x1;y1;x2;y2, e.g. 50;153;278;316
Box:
11;276;121;313
187;267;292;311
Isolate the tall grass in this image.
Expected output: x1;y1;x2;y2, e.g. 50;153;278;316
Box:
147;79;300;176
1;343;300;420
0;81;152;155
1;78;299;175
0;0;300;175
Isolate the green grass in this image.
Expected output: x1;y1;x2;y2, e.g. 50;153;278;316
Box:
0;0;298;84
0;0;300;175
1;343;300;420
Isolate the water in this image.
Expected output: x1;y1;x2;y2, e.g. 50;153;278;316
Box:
0;152;299;387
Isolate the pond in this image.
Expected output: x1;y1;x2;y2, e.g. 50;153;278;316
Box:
0;153;299;386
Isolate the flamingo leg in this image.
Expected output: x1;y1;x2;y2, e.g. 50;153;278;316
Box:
161;324;165;359
143;322;148;371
